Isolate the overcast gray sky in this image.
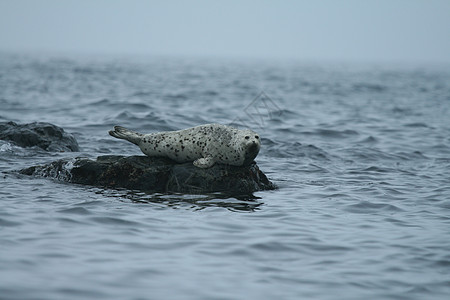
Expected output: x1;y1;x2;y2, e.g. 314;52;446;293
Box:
1;0;449;63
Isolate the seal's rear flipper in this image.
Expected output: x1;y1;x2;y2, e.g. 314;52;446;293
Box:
109;126;142;145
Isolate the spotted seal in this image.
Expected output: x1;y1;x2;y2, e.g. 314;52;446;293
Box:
109;124;261;168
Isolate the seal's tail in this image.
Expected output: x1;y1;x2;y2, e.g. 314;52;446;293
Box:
109;126;142;145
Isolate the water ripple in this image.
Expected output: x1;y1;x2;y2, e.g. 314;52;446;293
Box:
344;200;404;213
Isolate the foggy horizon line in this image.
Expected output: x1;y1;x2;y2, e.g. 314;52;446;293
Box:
2;47;449;66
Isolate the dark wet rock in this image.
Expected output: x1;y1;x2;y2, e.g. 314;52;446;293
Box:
0;121;79;152
20;155;277;194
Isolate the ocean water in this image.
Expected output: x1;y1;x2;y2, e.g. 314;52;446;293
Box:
1;52;449;300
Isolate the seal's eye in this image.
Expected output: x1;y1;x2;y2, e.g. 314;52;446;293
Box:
245;136;250;139
255;135;259;139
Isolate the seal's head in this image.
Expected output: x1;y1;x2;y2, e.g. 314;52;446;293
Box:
239;129;261;165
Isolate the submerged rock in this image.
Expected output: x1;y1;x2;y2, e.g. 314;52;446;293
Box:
20;155;277;194
0;121;79;152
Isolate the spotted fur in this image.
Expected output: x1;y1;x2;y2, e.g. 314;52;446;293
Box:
109;124;261;168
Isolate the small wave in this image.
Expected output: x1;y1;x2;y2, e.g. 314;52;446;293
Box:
89;98;111;106
263;139;331;160
0;218;21;227
362;166;392;173
384;217;422;228
352;83;386;92
348;147;404;162
29;158;76;182
130;91;154;98
358;136;378;144
264;109;302;125
89;216;142;226
395;151;428;160
403;122;430;128
163;93;188;100
250;241;298;253
0;141;13;152
57;207;92;215
112;111;144;122
89;99;152;110
303;128;359;138
392;106;414;115
0;140;50;158
203;90;218;96
437;200;450;210
73;66;95;74
431;144;450;154
344;200;403;213
270;108;299;118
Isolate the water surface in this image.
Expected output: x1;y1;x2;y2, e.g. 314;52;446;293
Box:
1;53;449;299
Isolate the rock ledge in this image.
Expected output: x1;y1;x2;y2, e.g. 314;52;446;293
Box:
20;155;277;194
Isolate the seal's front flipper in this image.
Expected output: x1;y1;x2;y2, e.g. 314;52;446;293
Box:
193;157;215;168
